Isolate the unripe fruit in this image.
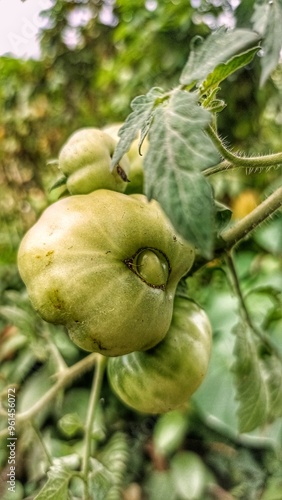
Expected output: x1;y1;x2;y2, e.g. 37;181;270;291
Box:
58;128;130;195
17;190;195;356
108;296;212;413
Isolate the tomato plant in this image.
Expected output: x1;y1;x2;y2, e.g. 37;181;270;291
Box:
1;1;282;499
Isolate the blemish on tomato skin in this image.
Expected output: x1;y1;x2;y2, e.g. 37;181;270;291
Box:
50;288;65;310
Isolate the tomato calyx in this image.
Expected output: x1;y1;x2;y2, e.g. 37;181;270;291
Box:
124;247;170;290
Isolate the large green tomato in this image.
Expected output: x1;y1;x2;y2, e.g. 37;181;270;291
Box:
17;190;195;356
103;123;148;194
58;128;130;195
107;296;212;413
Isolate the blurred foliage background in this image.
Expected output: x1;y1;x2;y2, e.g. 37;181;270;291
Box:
0;1;282;498
1;0;281;268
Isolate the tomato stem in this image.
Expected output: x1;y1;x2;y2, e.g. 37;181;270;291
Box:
221;185;282;249
206;125;282;172
0;352;98;440
82;354;107;497
189;185;282;276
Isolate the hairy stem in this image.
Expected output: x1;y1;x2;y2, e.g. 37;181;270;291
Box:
189;185;282;276
204;159;234;177
206;125;282;169
82;354;107;498
221;185;282;249
0;352;98;440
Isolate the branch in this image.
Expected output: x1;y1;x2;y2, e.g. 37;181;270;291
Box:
203;159;234;177
0;352;98;440
189;185;282;275
206;125;282;171
82;354;107;497
221;185;282;249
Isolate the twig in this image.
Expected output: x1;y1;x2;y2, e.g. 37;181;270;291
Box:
82;354;107;498
221;185;282;249
0;352;98;440
206;125;282;169
189;185;282;276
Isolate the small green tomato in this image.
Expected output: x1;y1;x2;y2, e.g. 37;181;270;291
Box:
107;296;212;413
58;127;130;194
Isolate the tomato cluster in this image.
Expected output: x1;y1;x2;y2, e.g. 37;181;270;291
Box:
17;127;212;413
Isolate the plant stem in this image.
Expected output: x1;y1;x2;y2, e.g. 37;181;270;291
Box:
82;354;107;499
203;159;234;176
31;421;53;466
190;185;282;275
221;185;282;249
225;252;282;362
206;125;282;169
0;352;98;440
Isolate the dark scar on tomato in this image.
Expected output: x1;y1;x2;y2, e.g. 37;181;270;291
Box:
117;165;130;183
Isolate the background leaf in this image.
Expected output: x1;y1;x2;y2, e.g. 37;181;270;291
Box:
153;410;189;457
88;459;113;500
251;0;282;86
232;322;268;433
214;200;233;235
34;465;73;500
180;28;260;87
170;451;208;500
262;354;282;421
200;46;260;94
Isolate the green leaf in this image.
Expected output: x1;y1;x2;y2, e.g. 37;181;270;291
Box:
170;451;208;500
252;0;282;85
110;87;165;170
153;410;189;457
95;432;129;500
17;365;54;427
193;316;238;432
146;89;219;172
214;200;232;234
0;305;33;331
148;171;215;258
111;87;219;256
88;458;113;500
49;175;67;192
58;412;84;438
144;88;219;257
200;46;260;94
34;465;73;500
144;470;177;500
232;322;268;433
263;354;282;421
253;216;282;255
180;28;260;88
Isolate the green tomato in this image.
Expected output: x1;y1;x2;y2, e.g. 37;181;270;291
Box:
17;190;195;356
107;296;212;413
58;128;130;195
103;123;148;194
